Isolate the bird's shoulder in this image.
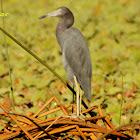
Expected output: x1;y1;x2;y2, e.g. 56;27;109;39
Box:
65;27;86;42
59;27;86;48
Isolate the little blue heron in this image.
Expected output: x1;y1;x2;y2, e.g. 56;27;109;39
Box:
39;7;92;117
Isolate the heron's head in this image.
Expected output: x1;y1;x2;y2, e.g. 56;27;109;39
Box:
39;7;73;19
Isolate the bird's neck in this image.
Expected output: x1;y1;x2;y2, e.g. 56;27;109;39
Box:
56;15;74;37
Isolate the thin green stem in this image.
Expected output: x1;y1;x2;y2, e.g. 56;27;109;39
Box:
1;0;15;110
119;71;124;125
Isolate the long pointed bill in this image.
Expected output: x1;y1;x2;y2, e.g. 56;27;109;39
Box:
38;8;62;19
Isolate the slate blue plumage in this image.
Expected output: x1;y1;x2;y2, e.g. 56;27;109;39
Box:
39;7;92;101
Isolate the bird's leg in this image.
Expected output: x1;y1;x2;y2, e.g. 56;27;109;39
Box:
79;88;82;115
72;85;75;113
64;77;84;120
73;76;80;117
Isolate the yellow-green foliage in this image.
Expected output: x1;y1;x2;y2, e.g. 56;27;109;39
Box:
0;0;140;125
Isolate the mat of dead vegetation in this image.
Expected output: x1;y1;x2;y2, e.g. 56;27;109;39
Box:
0;96;139;140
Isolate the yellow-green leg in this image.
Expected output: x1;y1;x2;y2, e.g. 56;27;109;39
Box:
64;76;84;120
74;76;80;117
